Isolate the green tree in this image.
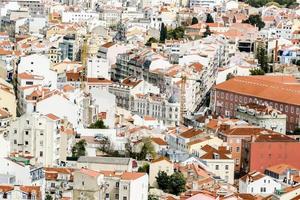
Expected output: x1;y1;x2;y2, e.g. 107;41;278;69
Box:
206;13;214;23
203;25;212;37
226;73;234;80
88;120;107;129
243;15;265;30
160;23;167;43
45;194;53;200
138;138;156;160
191;17;198;25
167;26;185;40
156;171;170;191
71;139;87;158
256;44;269;73
169;172;186;195
250;68;266;75
246;0;297;7
148;195;159;200
145;37;158;46
138;163;150;174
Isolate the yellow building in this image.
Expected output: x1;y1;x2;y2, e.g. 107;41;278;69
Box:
0;78;16;118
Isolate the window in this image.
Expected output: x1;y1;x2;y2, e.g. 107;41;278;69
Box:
14;140;17;144
115;194;119;199
25;131;29;135
123;197;127;200
40;141;43;146
260;187;266;192
82;181;84;186
105;193;109;198
123;185;127;190
215;165;219;170
25;141;29;145
14;130;17;134
251;187;253;193
40;151;43;157
116;182;119;188
236;147;240;152
225;165;229;170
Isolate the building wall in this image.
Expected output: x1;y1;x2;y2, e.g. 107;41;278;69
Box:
248;142;300;172
212;89;300;132
239;176;281;195
203;159;235;184
149;160;174;187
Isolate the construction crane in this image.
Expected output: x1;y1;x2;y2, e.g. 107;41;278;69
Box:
179;74;202;125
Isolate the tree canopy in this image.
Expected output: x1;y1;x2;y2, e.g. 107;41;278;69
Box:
71;139;87;158
250;68;266;75
243;15;265;30
156;171;186;195
206;13;214;23
203;25;212;38
191;17;199;25
88;120;107;129
246;0;297;8
160;23;167;43
256;44;269;73
167;26;185;40
146;37;158;46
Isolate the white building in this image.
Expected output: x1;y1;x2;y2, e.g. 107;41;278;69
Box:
236;103;287;134
90;88;116;128
87;56;110;79
200;146;235;184
9;113;62;166
61;11;99;23
239;171;281;195
73;168;148;200
0;157;31;185
17;54;57;89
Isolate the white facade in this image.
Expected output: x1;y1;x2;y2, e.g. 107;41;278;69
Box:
17;54;57;89
90;88;116;128
239;172;281;195
61;11;99;23
9;113;61;166
202;158;235;184
87;57;110;79
0;158;32;185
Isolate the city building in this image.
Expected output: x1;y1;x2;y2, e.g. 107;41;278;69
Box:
211;76;300;132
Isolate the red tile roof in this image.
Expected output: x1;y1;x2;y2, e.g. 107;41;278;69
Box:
215;76;300;106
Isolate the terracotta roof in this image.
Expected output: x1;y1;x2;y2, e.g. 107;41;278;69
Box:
151;156;172;164
180;128;203;139
87;78;112;84
151;137;167;145
122;77;142;87
20;186;41;199
79;168;101;177
0;185;14;192
121;172;146;180
101;42;115;48
200;145;231;160
189;62;203;72
254;134;296;142
45;113;60;121
18;72;44;80
0;108;11;119
224;127;266;136
240;171;265;182
63;84;75;92
215;76;300;106
265;164;299;175
144;115;156;121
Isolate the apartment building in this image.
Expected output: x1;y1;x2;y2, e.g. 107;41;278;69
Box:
131;93;180;126
211;76;300;132
236;103;287;134
9;113;62;166
73;168;148;200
